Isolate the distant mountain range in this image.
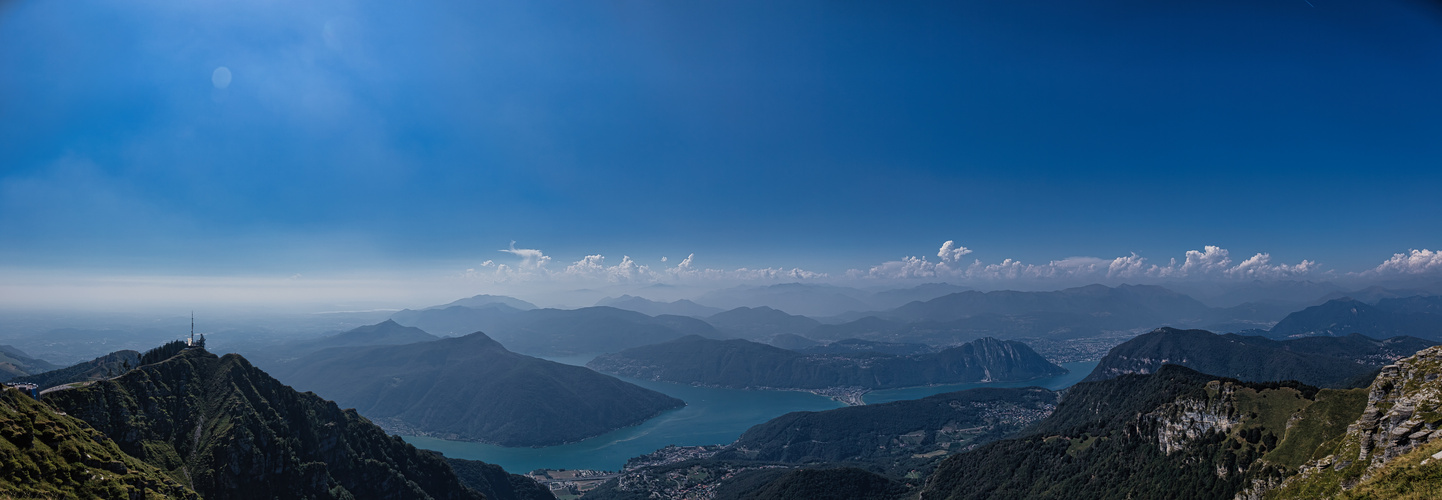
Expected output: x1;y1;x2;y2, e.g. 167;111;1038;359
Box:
594;295;723;317
587;335;1065;391
705;306;821;339
398;284;1442;358
803;284;1295;344
894;284;1208;321
291;318;437;352
44;348;492;499
693;283;876;317
0;344;59;381
429;293;539;311
268;328;685;446
390;305;721;355
1082;327;1436;388
1269;296;1442;340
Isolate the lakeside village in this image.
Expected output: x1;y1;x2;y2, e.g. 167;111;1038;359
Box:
526;445;723;498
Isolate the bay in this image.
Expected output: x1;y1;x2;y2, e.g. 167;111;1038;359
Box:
404;357;1098;473
404;375;842;474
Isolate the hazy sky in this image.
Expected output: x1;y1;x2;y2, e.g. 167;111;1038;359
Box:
3;0;1441;307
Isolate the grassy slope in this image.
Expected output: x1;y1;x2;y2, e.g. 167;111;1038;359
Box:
0;387;196;499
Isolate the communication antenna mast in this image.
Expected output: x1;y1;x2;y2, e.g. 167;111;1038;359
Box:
190;311;195;346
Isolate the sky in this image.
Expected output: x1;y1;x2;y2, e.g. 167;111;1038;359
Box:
2;0;1442;309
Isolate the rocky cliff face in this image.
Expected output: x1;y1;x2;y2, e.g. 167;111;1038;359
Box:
1352;352;1442;469
43;348;484;500
1260;345;1442;499
1151;380;1243;456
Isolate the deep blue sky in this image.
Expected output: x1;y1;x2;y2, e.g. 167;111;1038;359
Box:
3;0;1441;292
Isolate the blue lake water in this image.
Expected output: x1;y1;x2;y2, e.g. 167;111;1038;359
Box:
403;357;1099;474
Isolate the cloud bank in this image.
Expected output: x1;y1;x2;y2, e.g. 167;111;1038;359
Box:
462;241;1440;288
854;242;1320;282
463;246;827;285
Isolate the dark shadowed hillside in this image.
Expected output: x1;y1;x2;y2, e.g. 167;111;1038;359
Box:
714;467;909;500
1083;327;1436;388
588;335;1065;390
445;457;556;500
716;387;1059;474
43;348;486;500
269;331;685;446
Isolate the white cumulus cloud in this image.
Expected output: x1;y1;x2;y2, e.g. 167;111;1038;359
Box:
938;240;973;263
1178;245;1232;276
1107;253;1147;278
1224;253;1317;279
1371;249;1442;275
499;241;551;269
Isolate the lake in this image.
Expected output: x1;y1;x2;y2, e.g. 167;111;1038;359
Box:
404;357;1099;473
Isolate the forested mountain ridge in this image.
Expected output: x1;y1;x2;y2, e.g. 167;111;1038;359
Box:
1083;327;1435;388
445;457;557;500
42;348;487;500
921;365;1368;500
9;349;140;390
587;335;1065;391
269;330;685;447
716;387;1059;475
